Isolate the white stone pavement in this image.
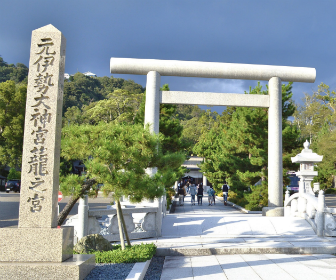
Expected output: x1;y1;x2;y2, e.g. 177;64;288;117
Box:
160;254;336;280
133;194;336;254
132;193;336;279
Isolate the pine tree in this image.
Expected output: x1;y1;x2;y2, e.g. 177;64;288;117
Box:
194;82;301;210
59;122;184;249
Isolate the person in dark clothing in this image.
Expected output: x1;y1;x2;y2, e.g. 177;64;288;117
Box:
178;187;185;206
212;186;216;205
197;184;203;205
222;182;230;206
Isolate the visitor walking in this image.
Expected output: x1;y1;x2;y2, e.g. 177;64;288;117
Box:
189;184;197;205
212;187;216;205
197;184;203;205
222;182;230;206
178;187;185;206
207;186;215;206
183;184;187;201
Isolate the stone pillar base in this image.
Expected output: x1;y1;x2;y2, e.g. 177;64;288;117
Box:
0;226;95;278
0;254;95;280
0;227;74;262
262;207;284;217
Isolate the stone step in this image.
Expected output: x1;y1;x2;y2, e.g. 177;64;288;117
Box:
132;235;336;256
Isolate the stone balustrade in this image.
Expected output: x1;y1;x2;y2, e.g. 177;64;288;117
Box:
65;195;167;244
284;190;336;237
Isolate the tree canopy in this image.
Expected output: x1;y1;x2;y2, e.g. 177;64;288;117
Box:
63;73;145;114
61;123;167;200
0;80;27;168
294;83;336;189
0;56;28;84
194;82;301;210
58;122;185;247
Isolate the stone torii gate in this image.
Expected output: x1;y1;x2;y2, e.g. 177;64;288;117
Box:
110;58;316;216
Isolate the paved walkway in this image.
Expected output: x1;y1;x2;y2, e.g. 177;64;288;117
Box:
134;193;336;279
135;194;336;255
160;254;336;280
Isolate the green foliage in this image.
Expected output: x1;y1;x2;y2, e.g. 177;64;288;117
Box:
61;122;168;201
63;73;104;111
133;84;187;196
60;173;87;197
0;56;28;84
74;243;120;254
293;83;336;141
242;182;269;211
178;107;218;154
63;73;144;116
135;84;188;155
311;128;336;189
59;81;185;225
78;243;156;263
166;187;176;210
63;106;84;126
194;82;300;209
295;83;336;189
7;168;21;180
325;188;336;194
62;74;145;128
0;80;27;168
86;90;143;125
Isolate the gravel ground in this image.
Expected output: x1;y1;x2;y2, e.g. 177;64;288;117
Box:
84;263;135;280
84;256;165;280
144;256;165;280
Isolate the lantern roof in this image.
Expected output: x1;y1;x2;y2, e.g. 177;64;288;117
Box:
291;140;323;163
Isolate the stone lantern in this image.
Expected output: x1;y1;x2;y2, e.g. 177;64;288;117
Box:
291;140;323;195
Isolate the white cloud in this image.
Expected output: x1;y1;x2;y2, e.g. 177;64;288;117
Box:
190;79;248;94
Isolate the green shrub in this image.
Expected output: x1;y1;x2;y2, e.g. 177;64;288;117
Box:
77;243;156;263
166;188;175;210
325;188;336;194
244;203;262;211
227;185;267;211
166;195;172;210
7;168;21;180
228;191;239;202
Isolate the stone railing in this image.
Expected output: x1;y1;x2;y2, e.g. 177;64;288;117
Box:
284;190;336;237
65;195;167;244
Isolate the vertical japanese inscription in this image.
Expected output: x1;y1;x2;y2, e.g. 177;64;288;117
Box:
19;25;66;228
26;38;54;211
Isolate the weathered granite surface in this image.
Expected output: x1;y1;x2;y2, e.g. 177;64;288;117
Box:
19;24;66;229
74;234;113;254
0;24;95;279
0;254;95;280
0;227;73;262
262;206;284;217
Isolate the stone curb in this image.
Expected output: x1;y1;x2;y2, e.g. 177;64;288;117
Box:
216;196;262;214
156;245;336;256
126;259;151;280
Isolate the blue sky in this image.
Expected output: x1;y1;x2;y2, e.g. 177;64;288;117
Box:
1;0;335;113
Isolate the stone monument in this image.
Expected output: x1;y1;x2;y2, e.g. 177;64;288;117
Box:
291;140;323;195
291;140;323;215
0;24;94;279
